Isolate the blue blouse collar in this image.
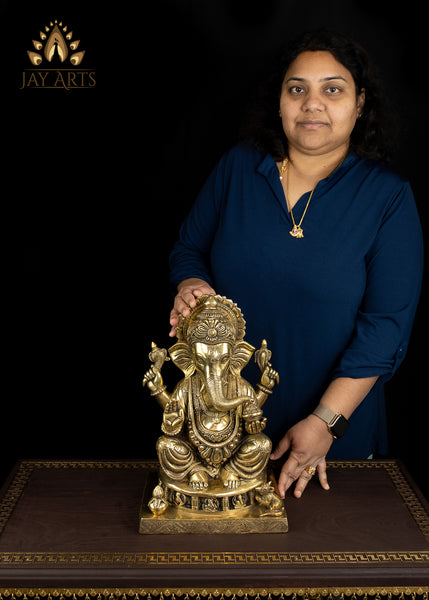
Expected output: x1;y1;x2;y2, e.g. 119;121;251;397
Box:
256;149;360;182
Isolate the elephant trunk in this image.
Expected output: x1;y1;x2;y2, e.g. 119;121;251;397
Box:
205;367;248;411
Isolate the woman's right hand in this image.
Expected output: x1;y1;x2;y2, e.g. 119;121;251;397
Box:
169;278;216;337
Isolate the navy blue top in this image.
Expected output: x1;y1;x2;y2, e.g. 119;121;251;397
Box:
169;144;423;458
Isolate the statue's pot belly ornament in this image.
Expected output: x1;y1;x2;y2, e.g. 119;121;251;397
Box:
140;295;288;533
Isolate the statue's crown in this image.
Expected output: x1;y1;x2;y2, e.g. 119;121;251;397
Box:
176;295;246;345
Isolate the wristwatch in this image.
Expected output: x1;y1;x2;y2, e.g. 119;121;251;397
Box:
312;405;349;439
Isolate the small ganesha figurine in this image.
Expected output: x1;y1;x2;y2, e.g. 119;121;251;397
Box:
142;294;286;529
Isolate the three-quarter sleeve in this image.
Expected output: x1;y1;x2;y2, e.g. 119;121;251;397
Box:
169;156;227;290
333;180;423;381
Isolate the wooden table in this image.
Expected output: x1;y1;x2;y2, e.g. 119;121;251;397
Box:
0;459;428;598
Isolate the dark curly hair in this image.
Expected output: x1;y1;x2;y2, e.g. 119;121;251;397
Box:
240;29;396;163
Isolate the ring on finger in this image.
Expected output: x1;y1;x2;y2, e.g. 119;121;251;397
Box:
304;465;316;476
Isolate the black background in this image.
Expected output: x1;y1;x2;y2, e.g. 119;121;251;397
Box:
2;1;428;499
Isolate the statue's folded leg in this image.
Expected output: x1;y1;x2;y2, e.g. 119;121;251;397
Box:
157;435;216;488
223;433;272;483
157;435;200;481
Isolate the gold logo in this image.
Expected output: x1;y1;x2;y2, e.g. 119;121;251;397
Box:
20;19;96;90
28;20;85;66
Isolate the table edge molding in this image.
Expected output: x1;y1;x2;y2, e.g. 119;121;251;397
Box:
0;460;428;568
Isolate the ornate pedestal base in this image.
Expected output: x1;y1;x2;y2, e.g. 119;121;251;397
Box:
139;470;288;534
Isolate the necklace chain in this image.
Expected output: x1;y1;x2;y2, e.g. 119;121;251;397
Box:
279;155;346;239
280;159;312;238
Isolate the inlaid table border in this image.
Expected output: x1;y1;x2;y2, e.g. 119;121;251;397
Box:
0;459;428;567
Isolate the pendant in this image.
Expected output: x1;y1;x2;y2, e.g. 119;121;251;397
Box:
290;225;304;238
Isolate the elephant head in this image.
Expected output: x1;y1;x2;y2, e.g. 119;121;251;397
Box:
168;295;255;411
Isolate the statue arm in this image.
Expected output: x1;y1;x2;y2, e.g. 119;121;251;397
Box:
254;340;279;407
161;384;187;435
142;342;173;408
256;364;279;407
142;365;171;408
255;387;269;408
240;383;267;434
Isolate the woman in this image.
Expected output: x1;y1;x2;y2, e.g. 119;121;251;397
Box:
168;30;423;499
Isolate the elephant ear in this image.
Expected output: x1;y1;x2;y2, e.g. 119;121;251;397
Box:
168;342;196;378
230;341;255;376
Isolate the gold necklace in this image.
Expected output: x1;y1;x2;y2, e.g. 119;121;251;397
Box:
279;159;313;238
279;156;346;239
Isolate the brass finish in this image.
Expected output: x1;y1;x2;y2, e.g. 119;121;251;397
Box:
141;295;287;533
140;469;286;534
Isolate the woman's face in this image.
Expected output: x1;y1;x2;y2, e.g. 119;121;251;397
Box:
279;50;365;157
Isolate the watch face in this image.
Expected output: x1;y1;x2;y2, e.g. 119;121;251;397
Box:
330;415;349;439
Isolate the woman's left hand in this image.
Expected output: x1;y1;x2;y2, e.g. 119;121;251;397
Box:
270;414;333;498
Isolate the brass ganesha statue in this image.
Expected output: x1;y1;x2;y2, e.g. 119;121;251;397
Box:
140;294;287;533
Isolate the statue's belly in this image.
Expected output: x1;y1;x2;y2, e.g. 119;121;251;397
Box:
188;408;243;467
200;413;231;431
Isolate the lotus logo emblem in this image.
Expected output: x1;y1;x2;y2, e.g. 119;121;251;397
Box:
28;20;85;66
20;18;95;90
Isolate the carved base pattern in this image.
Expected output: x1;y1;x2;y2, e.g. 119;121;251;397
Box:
163;482;256;512
139;471;288;533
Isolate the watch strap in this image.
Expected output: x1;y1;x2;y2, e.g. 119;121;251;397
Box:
313;404;337;425
313;405;349;439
